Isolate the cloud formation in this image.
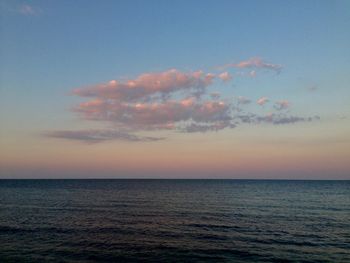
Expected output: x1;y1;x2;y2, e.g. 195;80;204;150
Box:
72;69;216;102
220;57;282;73
48;58;318;143
257;97;269;106
74;98;232;132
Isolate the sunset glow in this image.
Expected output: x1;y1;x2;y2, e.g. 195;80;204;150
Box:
1;0;349;179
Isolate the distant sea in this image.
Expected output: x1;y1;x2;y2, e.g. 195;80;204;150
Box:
0;179;349;262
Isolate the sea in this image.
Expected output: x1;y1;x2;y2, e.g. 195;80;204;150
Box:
0;179;349;262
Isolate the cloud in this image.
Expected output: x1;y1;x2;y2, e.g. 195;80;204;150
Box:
72;69;216;102
48;59;318;143
237;96;251;105
220;57;282;73
18;4;39;15
271;115;317;125
45;130;164;143
181;121;234;133
257;97;269;106
74;98;232;131
218;72;232;82
239;113;320;125
274;100;290;110
249;70;257;78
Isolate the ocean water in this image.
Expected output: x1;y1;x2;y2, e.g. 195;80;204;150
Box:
0;180;349;262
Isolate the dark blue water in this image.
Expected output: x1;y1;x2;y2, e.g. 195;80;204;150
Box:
0;180;349;262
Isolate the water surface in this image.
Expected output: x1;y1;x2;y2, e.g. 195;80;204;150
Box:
0;179;349;262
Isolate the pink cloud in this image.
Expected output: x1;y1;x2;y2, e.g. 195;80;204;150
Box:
69;69;238;135
75;98;231;131
46;60;318;143
235;57;282;72
257;97;269;106
220;57;282;73
73;69;215;101
218;72;232;82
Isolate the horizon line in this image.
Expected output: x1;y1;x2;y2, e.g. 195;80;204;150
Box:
0;178;349;181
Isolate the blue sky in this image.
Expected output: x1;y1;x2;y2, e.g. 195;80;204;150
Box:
1;0;350;178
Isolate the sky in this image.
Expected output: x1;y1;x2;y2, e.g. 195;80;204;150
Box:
1;0;350;179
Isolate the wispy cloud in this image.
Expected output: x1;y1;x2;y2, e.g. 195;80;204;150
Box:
238;113;319;125
219;57;282;73
274;100;290;110
17;4;40;15
45;130;164;143
47;58;318;143
182;121;235;133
